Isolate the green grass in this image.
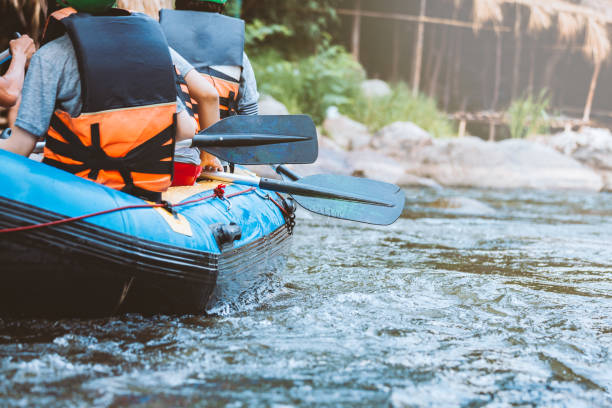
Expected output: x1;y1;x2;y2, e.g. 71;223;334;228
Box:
343;83;454;137
506;91;552;139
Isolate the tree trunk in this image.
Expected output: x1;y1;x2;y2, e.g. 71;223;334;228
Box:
351;0;362;62
412;0;426;96
512;3;522;100
583;61;602;122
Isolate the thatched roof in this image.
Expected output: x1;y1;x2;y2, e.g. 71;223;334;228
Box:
472;0;612;64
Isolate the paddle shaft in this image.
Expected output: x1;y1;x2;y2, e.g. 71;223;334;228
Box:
201;171;393;207
273;164;300;181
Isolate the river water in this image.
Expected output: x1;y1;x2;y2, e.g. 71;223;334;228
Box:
1;187;611;407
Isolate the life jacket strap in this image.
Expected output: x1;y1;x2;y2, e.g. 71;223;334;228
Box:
44;113;175;201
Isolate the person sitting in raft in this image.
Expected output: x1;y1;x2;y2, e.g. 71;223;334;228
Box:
0;34;36;127
160;0;260;182
0;0;223;201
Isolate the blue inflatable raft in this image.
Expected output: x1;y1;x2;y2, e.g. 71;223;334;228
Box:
0;150;294;317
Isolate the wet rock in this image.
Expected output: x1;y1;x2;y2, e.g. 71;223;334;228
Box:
406;136;603;191
258;95;289;115
371;121;433;159
322;114;372;151
361;79;392;98
347;149;440;188
532;127;612;191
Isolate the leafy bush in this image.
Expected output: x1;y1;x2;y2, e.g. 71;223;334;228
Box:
343;83;455;137
241;0;339;55
251;47;365;124
507;91;551;139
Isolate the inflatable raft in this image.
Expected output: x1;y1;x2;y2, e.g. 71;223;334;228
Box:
0;150;295;318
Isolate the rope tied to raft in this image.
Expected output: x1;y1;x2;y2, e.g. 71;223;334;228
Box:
0;185;257;234
214;184;226;199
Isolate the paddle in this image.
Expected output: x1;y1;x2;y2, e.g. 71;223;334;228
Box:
0;48;10;65
192;115;318;165
33;115;319;165
201;170;405;226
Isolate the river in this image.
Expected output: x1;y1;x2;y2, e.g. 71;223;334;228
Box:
1;187;611;407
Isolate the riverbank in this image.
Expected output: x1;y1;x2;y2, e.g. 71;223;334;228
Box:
259;95;612;193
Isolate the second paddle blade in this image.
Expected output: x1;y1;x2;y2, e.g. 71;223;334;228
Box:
194;115;318;165
292;174;406;225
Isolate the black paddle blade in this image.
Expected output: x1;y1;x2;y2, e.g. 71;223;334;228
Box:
291;174;406;225
193;115;318;165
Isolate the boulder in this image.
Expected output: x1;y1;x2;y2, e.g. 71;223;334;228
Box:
347;149;440;188
360;79;392;98
372;121;433;159
322;114;372;151
258;95;289;115
406;136;603;191
532;127;612;191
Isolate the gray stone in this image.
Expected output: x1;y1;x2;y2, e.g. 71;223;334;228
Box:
406;136;603;191
532;127;612;191
372;121;433;159
360;79;392;98
258;94;289;115
322;114;372;151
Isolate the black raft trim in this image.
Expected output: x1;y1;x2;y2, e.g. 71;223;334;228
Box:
0;196;218;286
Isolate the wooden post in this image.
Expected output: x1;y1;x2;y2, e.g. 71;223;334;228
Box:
458;119;467;138
488;122;496;142
412;0;426;96
351;0;362;62
391;20;401;82
491;31;502;111
512;3;522;100
583;60;602;122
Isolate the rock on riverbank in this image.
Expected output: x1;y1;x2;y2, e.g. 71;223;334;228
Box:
257;95;607;192
532;127;612;192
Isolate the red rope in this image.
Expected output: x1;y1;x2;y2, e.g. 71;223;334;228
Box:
0;185;257;234
269;193;290;218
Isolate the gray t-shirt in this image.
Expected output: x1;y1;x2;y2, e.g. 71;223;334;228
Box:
15;34;193;138
237;52;259;115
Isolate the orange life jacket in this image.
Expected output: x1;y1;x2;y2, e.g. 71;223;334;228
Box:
41;9;177;201
160;9;245;127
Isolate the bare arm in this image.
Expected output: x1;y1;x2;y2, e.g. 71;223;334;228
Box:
0;125;37;156
183;69;223;171
0;36;35;108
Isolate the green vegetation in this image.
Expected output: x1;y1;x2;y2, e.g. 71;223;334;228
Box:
507;91;552;139
252;49;454;137
241;0;339;56
345;83;455;137
251;47;364;124
243;0;453;137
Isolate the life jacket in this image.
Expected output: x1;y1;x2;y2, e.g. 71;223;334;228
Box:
41;8;177;201
159;9;245;127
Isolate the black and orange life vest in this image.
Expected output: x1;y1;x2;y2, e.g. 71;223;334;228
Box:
41;8;177;201
159;9;245;126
